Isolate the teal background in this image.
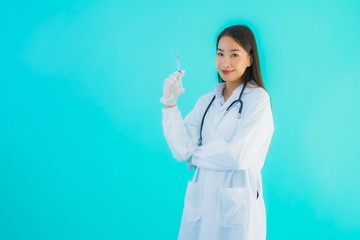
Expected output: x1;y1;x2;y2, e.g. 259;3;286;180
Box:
1;0;360;239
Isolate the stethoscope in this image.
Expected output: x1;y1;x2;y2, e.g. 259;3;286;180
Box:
199;82;247;146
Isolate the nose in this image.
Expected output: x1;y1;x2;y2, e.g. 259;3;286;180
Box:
221;57;231;68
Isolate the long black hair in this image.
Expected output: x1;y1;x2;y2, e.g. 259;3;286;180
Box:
217;25;265;89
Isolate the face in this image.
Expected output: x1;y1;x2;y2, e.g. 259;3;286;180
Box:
216;36;252;85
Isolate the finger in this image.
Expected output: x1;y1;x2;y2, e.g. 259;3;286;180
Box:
178;70;185;78
170;70;185;79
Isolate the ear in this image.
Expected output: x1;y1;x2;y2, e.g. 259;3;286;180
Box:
247;55;253;67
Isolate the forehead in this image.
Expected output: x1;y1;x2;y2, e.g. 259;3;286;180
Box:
217;36;244;51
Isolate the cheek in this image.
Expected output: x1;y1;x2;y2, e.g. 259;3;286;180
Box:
215;58;221;68
235;59;246;69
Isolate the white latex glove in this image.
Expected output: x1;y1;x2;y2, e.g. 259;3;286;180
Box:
160;70;185;106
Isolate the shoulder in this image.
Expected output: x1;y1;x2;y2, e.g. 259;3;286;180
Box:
198;91;215;103
245;83;270;103
193;91;215;110
196;82;224;105
244;84;272;113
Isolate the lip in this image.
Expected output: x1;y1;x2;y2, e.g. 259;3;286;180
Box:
221;70;234;75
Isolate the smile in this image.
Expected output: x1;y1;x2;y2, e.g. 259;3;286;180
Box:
221;70;234;75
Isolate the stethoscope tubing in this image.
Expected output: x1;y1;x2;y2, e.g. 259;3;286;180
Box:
199;82;247;146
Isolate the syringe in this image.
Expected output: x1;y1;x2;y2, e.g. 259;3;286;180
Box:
176;51;181;72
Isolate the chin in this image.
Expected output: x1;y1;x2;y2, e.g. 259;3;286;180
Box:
221;77;237;82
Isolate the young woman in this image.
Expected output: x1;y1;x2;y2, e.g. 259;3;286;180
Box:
160;25;274;240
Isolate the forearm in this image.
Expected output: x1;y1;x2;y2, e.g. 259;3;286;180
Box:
192;106;274;171
162;106;198;161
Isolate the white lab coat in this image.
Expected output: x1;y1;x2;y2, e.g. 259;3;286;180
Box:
162;81;274;240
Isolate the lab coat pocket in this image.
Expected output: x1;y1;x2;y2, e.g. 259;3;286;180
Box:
216;187;249;228
182;181;202;222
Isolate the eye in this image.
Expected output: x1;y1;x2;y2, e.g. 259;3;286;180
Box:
231;53;239;58
217;52;223;56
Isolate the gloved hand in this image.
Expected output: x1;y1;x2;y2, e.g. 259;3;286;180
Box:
160;70;185;106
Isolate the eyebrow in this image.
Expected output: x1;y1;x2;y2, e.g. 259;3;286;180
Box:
217;48;241;52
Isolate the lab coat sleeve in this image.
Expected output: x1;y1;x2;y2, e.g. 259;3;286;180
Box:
162;96;206;161
191;92;274;170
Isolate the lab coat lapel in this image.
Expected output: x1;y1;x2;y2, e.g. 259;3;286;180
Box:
208;82;257;141
217;81;257;112
218;83;244;112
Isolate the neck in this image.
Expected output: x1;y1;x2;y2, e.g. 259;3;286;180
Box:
224;81;241;93
223;80;243;101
